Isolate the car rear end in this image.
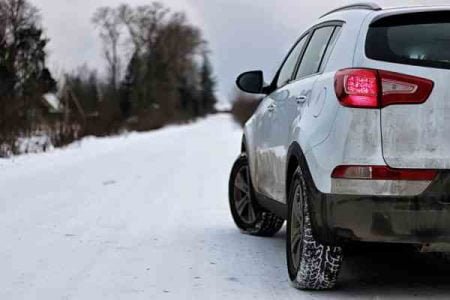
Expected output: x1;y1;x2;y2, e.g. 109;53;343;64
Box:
311;7;450;248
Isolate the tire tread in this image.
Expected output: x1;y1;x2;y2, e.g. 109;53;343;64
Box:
289;167;343;290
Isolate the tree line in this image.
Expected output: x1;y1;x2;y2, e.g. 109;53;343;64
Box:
0;0;217;156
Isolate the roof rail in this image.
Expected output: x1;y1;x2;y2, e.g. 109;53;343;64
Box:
320;2;382;18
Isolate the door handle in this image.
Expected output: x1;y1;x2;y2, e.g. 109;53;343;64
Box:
268;103;277;112
296;95;308;104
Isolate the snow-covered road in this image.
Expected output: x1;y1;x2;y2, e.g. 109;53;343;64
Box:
1;114;450;299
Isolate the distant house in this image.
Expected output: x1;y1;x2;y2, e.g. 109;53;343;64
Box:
42;93;63;114
41;87;91;124
38;90;85;145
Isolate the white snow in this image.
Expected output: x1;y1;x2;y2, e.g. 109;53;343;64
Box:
1;114;450;299
15;133;54;155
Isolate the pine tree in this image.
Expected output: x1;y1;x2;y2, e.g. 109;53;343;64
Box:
199;53;217;115
0;0;55;135
120;52;139;118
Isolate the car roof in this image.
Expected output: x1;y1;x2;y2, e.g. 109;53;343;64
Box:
321;3;450;20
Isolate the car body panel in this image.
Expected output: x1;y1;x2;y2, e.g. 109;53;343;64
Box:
245;12;371;201
261;76;319;203
354;7;450;169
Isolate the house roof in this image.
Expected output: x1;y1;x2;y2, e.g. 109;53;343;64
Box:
42;93;63;113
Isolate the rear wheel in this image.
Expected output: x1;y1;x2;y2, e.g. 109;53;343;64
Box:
229;155;284;236
287;167;343;290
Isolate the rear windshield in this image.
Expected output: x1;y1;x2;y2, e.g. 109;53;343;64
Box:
366;12;450;69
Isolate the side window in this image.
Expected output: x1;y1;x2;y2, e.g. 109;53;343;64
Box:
295;26;335;80
319;26;341;72
276;35;308;87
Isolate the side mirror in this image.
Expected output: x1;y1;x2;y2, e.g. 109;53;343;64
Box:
236;70;266;94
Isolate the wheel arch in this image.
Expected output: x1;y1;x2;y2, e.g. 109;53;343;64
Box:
286;142;334;245
286;142;315;201
241;135;247;154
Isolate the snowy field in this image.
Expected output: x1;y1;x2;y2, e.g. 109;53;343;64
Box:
1;114;450;299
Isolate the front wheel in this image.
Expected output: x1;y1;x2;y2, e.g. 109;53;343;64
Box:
287;167;343;290
228;155;284;237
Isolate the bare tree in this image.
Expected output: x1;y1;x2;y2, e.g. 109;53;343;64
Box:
90;2;216;130
118;2;169;55
92;7;122;90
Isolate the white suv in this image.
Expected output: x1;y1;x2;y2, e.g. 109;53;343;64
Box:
228;3;450;290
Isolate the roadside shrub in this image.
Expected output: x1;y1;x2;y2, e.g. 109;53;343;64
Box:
231;93;262;127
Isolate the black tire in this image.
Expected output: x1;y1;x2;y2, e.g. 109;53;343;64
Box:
287;167;343;290
229;154;284;237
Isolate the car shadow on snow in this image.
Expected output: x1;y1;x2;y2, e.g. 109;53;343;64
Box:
336;243;450;297
211;224;450;298
234;227;450;297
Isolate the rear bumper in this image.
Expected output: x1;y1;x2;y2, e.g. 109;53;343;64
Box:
309;172;450;246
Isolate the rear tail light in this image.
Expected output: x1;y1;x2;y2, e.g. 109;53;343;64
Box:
335;69;434;108
380;70;434;106
332;165;437;181
335;69;379;108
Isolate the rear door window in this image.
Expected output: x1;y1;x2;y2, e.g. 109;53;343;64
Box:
319;26;341;72
366;12;450;69
276;35;308;87
295;26;335;79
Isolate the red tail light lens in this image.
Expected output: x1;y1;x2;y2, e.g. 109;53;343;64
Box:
379;70;434;106
335;69;434;108
335;69;379;108
332;165;437;181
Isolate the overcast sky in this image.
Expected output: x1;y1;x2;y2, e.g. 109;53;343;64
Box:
29;0;450;102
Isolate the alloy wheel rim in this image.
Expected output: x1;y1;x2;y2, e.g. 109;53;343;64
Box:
233;165;257;224
290;185;303;272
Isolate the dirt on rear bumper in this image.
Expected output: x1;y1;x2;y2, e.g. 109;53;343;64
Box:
309;172;450;246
